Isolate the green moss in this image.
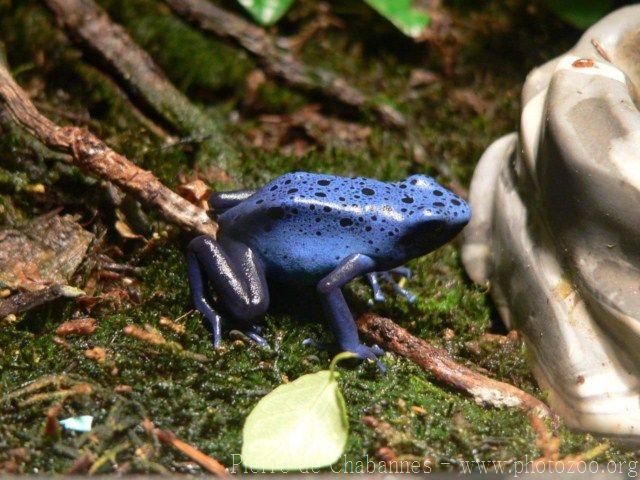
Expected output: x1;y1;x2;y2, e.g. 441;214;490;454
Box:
0;0;636;474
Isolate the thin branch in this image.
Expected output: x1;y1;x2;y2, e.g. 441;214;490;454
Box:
357;313;552;417
591;38;612;63
155;429;228;477
164;0;406;129
0;58;217;237
41;0;237;172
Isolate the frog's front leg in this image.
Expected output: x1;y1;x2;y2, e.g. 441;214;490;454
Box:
317;254;385;365
366;267;416;303
187;235;269;348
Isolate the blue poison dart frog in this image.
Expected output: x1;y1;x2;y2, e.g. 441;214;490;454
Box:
187;172;470;365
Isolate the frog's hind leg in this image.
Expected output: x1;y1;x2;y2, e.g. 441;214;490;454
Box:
317;253;386;370
187;235;269;348
208;189;256;214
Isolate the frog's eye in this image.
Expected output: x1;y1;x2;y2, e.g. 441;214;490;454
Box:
399;219;446;246
405;174;433;188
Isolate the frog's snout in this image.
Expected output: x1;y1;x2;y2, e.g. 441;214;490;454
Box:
451;196;471;230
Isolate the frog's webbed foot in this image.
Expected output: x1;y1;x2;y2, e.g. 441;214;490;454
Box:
366;267;417;303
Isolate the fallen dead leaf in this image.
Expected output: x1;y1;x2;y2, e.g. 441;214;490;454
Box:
56;317;97;336
409;69;440;88
52;336;70;349
176;180;211;210
249;104;371;156
451;88;491;116
376;446;398;464
159;316;186;334
243;69;266;107
123;324;164;345
115;219;145;240
84;347;107;363
66;452;95;475
44;403;62;438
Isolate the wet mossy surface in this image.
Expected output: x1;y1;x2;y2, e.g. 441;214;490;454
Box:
0;0;638;474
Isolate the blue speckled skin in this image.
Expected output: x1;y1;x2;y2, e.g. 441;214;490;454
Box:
187;172;470;363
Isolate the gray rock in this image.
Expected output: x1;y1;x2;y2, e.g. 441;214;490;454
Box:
463;6;640;439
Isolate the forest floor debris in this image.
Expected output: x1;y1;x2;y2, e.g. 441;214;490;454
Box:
55;317;97;336
0;0;636;473
0;58;217;237
42;0;238;173
164;0;406;128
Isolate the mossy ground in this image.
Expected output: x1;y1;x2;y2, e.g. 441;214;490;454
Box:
0;0;637;474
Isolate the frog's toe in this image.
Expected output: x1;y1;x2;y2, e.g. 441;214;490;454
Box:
380;272;417;303
251;325;264;334
390;266;412;279
246;332;269;348
370;344;384;356
351;345;387;373
373;291;387;303
366;272;387;303
302;338;333;351
243;326;270;348
367;269;417;303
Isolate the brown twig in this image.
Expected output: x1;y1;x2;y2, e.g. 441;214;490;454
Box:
41;0;237;172
66;452;96;475
56;317;98;336
0;59;217;237
19;383;93;407
155;429;228;477
528;412;610;467
123;324;207;361
591;38;612;63
356;314;551;416
164;0;406;128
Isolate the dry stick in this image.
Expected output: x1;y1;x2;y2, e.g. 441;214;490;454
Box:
0;60;217;237
357;313;552;417
591;38;612;63
41;0;237;172
164;0;406;129
155;429;228;477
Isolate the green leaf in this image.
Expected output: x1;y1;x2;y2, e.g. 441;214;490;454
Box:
236;0;295;26
543;0;613;29
363;0;430;38
241;353;355;471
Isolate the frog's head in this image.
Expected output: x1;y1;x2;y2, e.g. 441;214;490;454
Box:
396;175;471;258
